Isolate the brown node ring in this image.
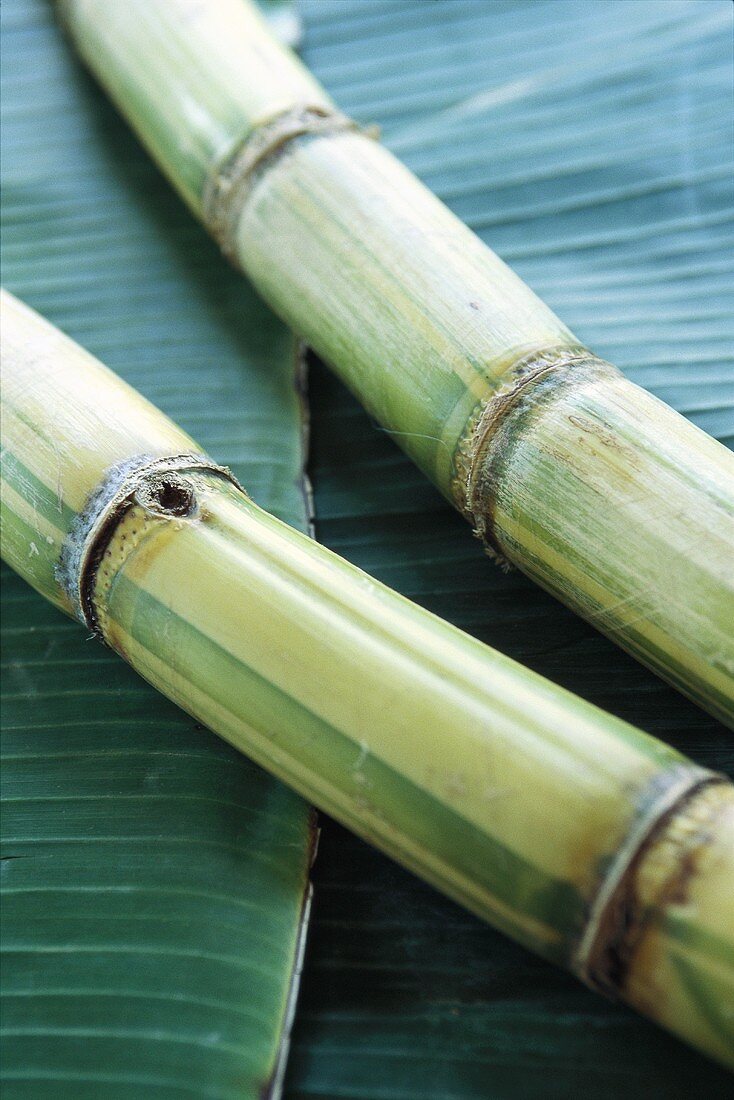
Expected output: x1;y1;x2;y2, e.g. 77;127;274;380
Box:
202;103;368;264
574;769;728;999
452;347;620;558
58;453;246;637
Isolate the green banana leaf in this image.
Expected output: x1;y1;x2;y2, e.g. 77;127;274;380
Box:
2;0;733;1098
0;2;315;1097
284;1;734;1097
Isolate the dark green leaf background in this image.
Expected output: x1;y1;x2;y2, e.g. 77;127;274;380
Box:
1;1;732;1098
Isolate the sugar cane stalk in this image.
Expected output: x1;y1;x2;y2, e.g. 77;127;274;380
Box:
56;0;734;726
2;289;733;1066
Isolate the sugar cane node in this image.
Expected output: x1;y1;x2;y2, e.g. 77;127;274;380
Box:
575;769;728;997
453;348;621;558
202;104;366;263
58;452;246;636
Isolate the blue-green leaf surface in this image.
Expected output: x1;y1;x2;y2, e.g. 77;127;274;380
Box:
284;2;733;1097
1;2;314;1097
2;0;733;1096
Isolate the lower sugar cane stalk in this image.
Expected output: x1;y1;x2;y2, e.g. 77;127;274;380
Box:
2;290;733;1066
58;0;734;725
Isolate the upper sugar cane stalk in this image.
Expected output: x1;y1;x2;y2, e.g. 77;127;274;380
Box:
2;290;733;1066
56;0;734;726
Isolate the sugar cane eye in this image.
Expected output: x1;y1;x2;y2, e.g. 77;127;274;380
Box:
136;475;196;518
153;478;194;516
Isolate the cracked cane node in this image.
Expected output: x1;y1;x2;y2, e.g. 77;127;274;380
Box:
57;453;245;634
